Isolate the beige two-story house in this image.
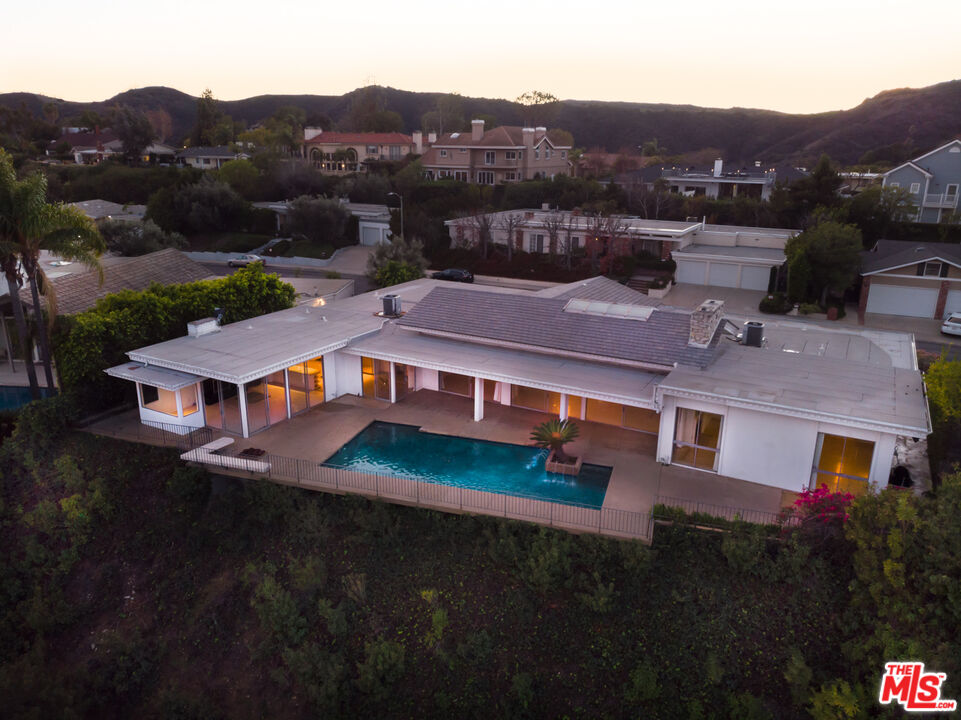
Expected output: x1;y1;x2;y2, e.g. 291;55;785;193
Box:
420;120;572;184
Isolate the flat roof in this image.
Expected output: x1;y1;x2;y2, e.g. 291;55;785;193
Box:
673;244;786;264
104;362;202;391
347;324;663;407
123;279;536;383
661;339;929;435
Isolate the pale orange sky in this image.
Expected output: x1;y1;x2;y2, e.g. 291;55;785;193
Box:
2;0;960;114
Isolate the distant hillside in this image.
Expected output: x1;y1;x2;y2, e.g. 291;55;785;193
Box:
3;81;960;166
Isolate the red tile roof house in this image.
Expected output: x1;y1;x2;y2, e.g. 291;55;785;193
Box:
419;120;573;184
302;129;416;174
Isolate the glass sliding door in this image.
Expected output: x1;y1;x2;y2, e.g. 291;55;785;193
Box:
305;357;325;407
361;357;376;398
203;379;223;429
672;408;722;471
265;371;288;424
439;371;472;397
393;362;411;401
245;378;269;434
288;363;310;415
623;406;659;434
373;359;391;401
811;434;874;495
221;382;243;435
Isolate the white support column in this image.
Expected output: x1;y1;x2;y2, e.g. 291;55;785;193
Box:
389;361;397;404
238;383;250;437
284;369;292;418
473;376;484;422
559;393;569;421
175;387;184;419
580;397;587;420
197;382;207;425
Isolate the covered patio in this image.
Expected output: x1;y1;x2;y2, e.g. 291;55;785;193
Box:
88;389;790;522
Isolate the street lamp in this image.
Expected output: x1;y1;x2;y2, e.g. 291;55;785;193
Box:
386;192;404;240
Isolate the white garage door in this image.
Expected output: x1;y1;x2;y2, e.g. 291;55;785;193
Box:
707;262;740;288
675;259;707;285
740;265;772;291
360;226;381;246
866;283;939;318
945;289;961;317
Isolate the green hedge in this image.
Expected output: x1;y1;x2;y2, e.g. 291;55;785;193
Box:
53;265;296;413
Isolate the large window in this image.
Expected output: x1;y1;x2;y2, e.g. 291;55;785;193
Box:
439;371;472;397
288;357;324;413
140;385;178;417
476;171;494;185
531;234;545;253
511;385;560;414
672;409;722;471
485;151;495;165
585;398;623;426
361;357;376;398
812;434;874;494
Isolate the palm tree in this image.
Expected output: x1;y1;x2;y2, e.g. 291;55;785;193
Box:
530;419;580;464
0;150;104;398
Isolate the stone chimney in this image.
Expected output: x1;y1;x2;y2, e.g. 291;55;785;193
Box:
522;127;535;149
412;130;423;154
688;299;724;348
713;158;723;177
471;119;485;142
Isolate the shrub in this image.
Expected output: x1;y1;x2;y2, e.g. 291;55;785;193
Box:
799;302;822;315
286;196;353;248
99;219;186;256
252;575;308;648
758;292;791;314
355;638;405;700
625;660;661;704
374;259;422;288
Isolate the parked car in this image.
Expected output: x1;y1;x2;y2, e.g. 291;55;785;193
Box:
227;254;265;268
941;311;961;337
431;268;474;283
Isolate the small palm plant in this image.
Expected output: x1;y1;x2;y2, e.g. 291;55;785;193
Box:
530;419;580;464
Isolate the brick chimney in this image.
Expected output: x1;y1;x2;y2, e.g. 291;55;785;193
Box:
522;127;535;149
471;119;484;142
689;299;724;348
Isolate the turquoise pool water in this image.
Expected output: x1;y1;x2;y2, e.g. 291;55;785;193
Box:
0;385;52;412
323;421;611;508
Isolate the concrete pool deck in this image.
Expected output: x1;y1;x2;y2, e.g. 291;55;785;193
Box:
88;389;790;521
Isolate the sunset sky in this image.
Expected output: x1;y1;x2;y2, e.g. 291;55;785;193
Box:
3;0;959;114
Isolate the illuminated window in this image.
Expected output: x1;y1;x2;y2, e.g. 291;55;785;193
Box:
140;384;178;417
672;408;722;471
812;433;874;494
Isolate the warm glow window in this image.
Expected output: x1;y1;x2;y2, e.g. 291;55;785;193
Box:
672;409;722;471
812;433;874;494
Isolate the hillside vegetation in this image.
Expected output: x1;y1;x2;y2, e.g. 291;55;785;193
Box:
1;397;959;719
3;80;961;165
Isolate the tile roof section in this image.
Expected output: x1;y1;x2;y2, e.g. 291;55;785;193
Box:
396;286;717;369
861;239;961;274
536;276;661;306
304;132;412;145
24;249;214;315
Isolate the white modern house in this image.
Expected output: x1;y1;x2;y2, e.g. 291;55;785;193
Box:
446;210;797;291
106;276;929;496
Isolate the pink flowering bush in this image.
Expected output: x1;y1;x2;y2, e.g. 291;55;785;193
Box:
782;484;855;544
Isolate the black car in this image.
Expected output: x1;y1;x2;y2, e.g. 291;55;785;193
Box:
431;268;474;283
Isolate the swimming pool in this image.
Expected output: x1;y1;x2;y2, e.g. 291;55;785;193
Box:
323;421;611;508
0;385;52;412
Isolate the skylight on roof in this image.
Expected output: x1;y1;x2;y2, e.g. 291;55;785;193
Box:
563;299;655;321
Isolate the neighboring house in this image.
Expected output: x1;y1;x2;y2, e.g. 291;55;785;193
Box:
618;160;808;201
106;276;928;498
69;199;147;223
303;129;415;174
420;120;572;184
446;209;796;290
252;200;393;245
19;248;213;316
859;239;961;320
881;139;961;223
47;128;122;164
177;146;250;170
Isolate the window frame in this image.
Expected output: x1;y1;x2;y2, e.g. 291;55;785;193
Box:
484;150;495;165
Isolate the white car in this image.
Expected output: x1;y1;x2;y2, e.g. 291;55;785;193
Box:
942;312;961;337
227;254;265;268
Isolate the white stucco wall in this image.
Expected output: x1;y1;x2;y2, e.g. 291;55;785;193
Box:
416;368;439;392
328;352;362;398
658;394;897;492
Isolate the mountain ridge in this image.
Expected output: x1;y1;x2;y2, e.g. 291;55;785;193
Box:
2;81;960;166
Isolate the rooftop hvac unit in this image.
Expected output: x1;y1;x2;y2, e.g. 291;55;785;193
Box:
382;294;401;317
743;321;764;348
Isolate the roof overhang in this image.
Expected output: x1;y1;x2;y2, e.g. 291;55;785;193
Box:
862;256;961;276
105;362;203;391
